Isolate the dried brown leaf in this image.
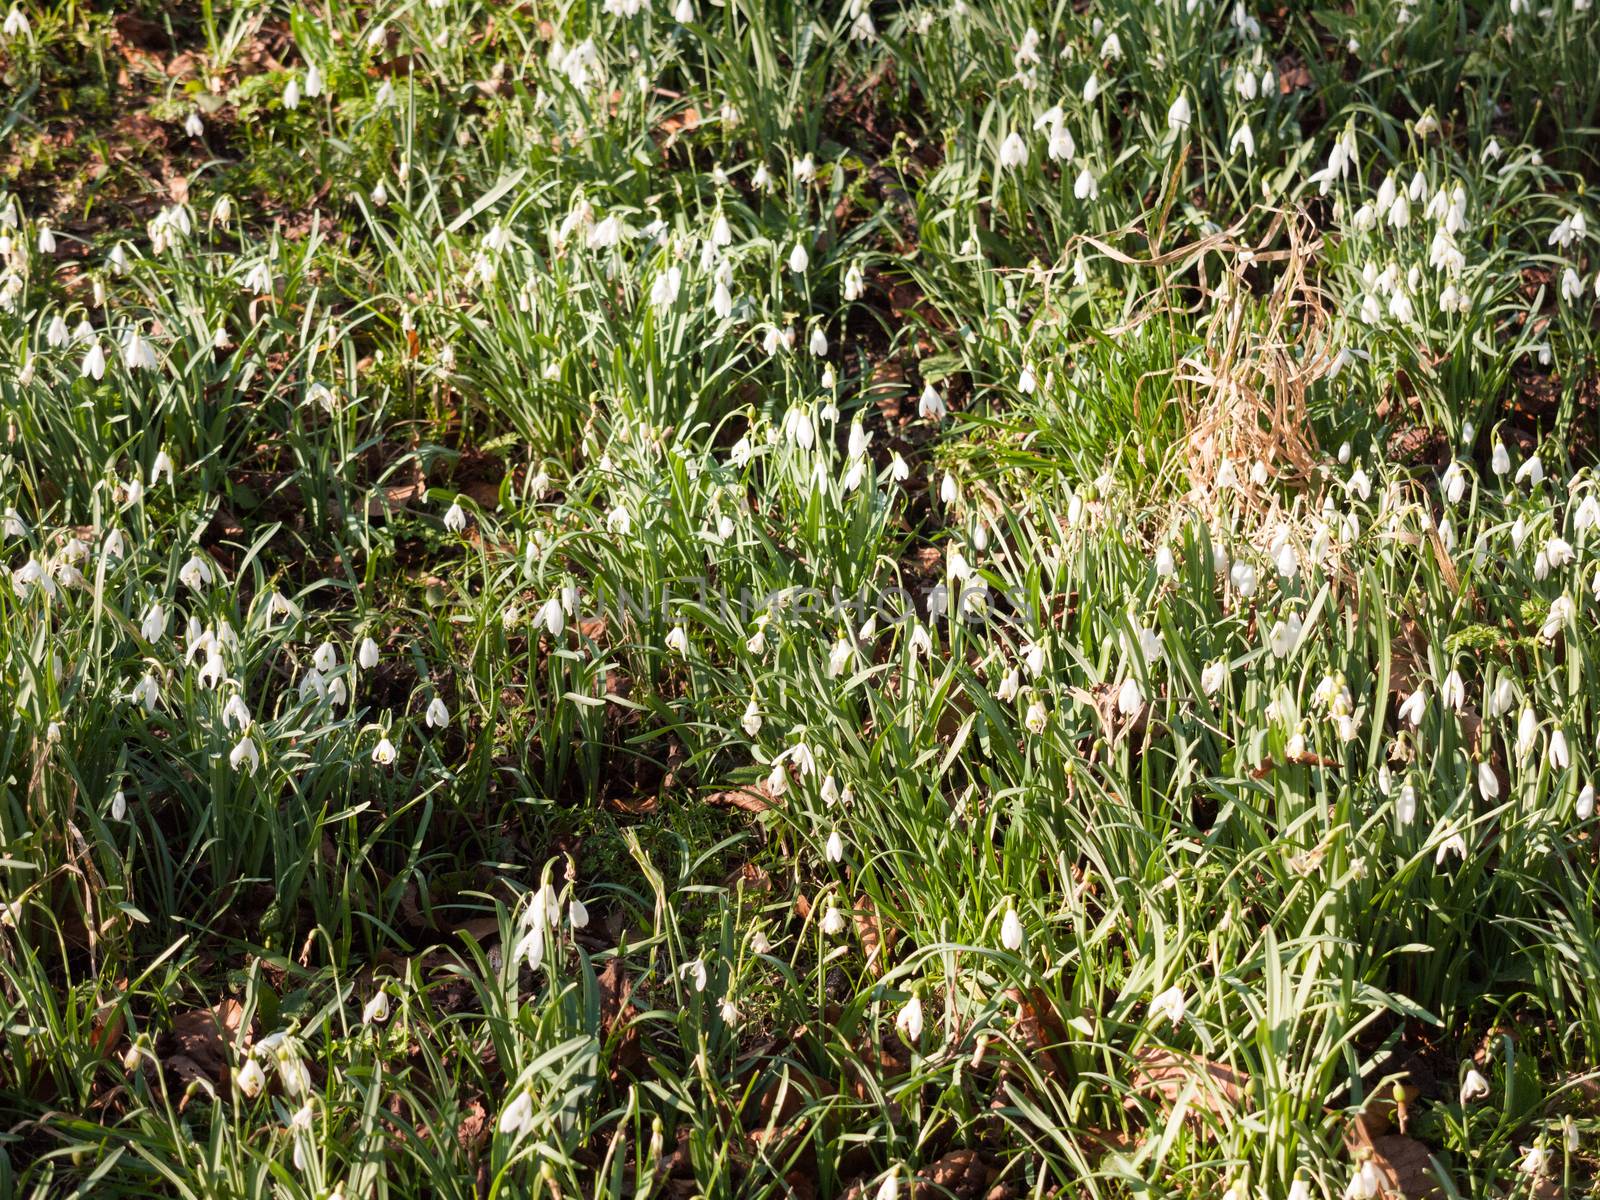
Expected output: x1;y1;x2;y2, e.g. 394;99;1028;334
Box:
853;895;889;975
914;1149;999;1199
1004;987;1071;1083
705;781;777;814
1345;1114;1445;1199
1130;1047;1249;1127
158;999;249;1096
597;959;642;1080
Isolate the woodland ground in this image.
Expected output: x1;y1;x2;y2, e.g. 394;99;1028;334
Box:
3;1;1600;1198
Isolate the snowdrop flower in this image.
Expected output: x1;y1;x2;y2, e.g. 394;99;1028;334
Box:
1275;540;1299;579
1491;441;1511;475
1201;659;1227;696
1488;678;1517;723
740;697;763;737
1149;985;1186;1026
1025;698;1049;734
1397;781;1418;825
500;1091;534;1136
918;382;946;420
1024;643;1049;681
896;995;924;1043
222;694;252;731
1154;545;1176;577
363;991;390;1024
828;635;853;677
587;214;623;250
236;1055;266;1098
179;554;213;592
242;260;274;294
1287;1181;1311;1200
443;501;467;533
1477;759;1500;800
229;735;261;775
1435;825;1468;865
1519;1145;1552;1179
820;904;846;935
1046;119;1075;161
1460;1068;1490;1104
140;602;167;641
358;637;380;669
666;625;689;656
1000;906;1024;951
1562;268;1583;302
1441;461;1466;504
679;958;708;992
792;154;816;184
372;736;397;765
1442;670;1465;712
310;641;336;673
80;339;106;380
1073;166;1099;200
1398;689;1427;727
515;915;546;972
843;260;866;301
132;673;160;711
808;326;828;356
788;742;815;779
1517;705;1538;760
996;667;1021;703
998;131;1028;170
1229;122;1255;158
787;241;809;273
283;76;301;110
3;5;30;36
825;829;844;862
1346;1161;1381;1199
1230;560;1258;597
426;697;450;728
1268;613;1303;658
1577;784;1595;821
1167;93;1192;132
1551;727;1570;770
650;265;682;307
120;327;158;371
1515;455;1544;487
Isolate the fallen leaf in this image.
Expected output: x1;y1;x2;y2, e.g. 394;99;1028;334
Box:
1129;1047;1249;1127
915;1149;1000;1199
597;959;642;1080
1354;1083;1421;1139
157;999;250;1098
1345;1116;1445;1199
457;1096;489;1152
854;895;887;975
604;791;658;816
705;780;778;814
1276;55;1314;93
1004;988;1070;1083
